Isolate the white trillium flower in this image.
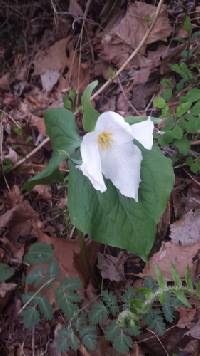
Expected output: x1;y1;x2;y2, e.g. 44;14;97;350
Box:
78;111;154;201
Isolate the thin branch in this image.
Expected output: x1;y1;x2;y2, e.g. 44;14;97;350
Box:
18;277;54;315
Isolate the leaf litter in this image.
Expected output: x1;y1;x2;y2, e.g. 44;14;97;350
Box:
0;0;200;354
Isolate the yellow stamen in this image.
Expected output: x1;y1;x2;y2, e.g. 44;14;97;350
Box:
97;131;112;149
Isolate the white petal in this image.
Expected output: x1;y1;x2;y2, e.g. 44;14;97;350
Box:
96;111;133;144
131;118;154;150
100;142;143;201
79;132;106;192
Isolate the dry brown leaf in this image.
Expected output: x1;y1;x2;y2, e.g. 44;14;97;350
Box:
0;73;9;91
186;320;200;339
101;1;171;69
4;147;18;164
32;185;52;200
170;210;200;246
97;252;127;281
69;0;83;17
142;241;200;280
40;69;60;92
112;2;172;48
33;38;69;75
30;114;46;136
177;306;196;329
0;282;17;298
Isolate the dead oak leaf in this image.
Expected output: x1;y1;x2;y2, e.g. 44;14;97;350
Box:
170;210;200;246
97;252;127;282
142;241;200;280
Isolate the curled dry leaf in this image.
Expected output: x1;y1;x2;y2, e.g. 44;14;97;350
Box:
97;252;127;282
170;209;200;246
142;241;200;280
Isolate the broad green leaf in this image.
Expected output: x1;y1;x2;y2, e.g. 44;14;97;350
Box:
47;259;59;278
24;242;54;264
68;146;174;260
81;81;99;131
22;306;40;329
126;116;161;125
153;96;167;109
184;115;200;133
89;302;108;325
162;88;173;102
191;101;200;115
25;108;81;189
0;263;15;282
80;326;97;351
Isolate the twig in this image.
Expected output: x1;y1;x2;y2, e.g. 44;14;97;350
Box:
12;0;163;170
12;137;49;170
117;76;141;116
146;328;169;356
18;277;54;315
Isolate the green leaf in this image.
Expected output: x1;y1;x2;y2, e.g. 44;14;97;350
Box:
57;328;79;352
89;302;108;325
101;290;119;316
162;88;173;102
183;88;200;103
81;81;99;131
171;63;193;81
47;259;59;278
155;266;167;293
0;263;15;282
184;115;200;133
24;242;54;264
175;290;190;307
55;278;82;319
162;294;175;323
37;296;53;320
68;146;174;260
104;321;133;354
191;100;200;115
22;306;40;329
126;116;161;125
25;266;46;287
185;266;193;290
171;265;182;288
176;101;192;117
183;16;192;35
153;96;167;109
174;137;190;155
55;328;69;352
80;326;97;351
25;108;81;189
144;309;166;335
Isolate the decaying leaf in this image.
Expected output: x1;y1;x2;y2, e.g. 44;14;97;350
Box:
186;320;200;339
102;2;172;68
170;210;200;246
177;306;196;329
97;252;127;282
142;241;200;280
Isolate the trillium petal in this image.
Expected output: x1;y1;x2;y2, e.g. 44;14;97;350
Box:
96;111;133;144
131;118;154;150
79;132;106;192
100;142;143;201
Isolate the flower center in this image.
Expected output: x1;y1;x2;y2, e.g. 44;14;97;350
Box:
97;131;112;149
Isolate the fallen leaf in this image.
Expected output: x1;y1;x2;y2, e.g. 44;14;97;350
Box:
0;282;17;298
32;185;52;200
170;210;200;246
30;114;46;136
101;2;172;68
0;73;9;91
33;38;69;75
177;306;196;328
40;69;60;92
69;0;83;17
186;320;200;339
142;241;200;280
97;252;127;281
